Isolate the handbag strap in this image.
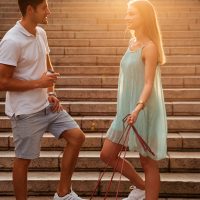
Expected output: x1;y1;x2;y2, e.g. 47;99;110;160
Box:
90;114;155;200
131;124;155;156
90;116;131;200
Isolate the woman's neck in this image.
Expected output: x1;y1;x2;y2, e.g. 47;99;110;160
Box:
134;28;149;44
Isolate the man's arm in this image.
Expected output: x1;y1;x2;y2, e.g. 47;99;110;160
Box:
46;54;63;111
46;54;56;94
0;63;58;91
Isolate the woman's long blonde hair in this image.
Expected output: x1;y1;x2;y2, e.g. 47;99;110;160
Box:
128;0;166;65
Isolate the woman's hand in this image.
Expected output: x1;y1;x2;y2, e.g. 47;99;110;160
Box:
127;110;139;125
48;95;63;112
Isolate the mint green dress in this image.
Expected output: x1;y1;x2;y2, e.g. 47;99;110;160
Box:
106;47;167;160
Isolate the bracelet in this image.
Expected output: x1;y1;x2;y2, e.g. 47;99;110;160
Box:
136;100;145;109
48;91;57;97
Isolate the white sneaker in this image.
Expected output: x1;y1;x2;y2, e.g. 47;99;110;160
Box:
54;190;86;200
122;186;145;200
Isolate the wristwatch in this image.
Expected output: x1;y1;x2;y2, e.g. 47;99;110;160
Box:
48;91;57;97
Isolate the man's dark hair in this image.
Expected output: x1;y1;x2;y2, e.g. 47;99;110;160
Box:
18;0;44;16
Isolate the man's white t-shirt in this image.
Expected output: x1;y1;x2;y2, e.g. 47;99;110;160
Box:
0;21;50;117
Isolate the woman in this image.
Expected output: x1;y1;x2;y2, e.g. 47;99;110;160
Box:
100;0;167;199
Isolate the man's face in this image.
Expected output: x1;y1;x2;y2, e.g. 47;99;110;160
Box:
31;0;51;24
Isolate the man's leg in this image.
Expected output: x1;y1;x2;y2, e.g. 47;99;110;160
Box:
56;128;85;196
13;158;31;200
11;108;52;200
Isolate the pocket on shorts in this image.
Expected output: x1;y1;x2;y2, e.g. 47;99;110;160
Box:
62;109;69;115
16;111;41;121
16;114;31;121
10;116;17;128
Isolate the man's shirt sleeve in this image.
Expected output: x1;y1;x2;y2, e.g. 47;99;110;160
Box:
0;39;20;67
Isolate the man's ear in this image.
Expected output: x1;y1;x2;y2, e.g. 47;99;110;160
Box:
26;5;34;16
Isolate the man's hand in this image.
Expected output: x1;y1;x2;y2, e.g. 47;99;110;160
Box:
39;72;60;88
48;95;63;112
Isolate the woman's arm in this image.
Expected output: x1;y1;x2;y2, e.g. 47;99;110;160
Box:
128;42;158;124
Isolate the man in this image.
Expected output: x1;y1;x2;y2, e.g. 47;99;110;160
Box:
0;0;85;199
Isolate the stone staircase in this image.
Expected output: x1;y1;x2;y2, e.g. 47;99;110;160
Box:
0;0;200;199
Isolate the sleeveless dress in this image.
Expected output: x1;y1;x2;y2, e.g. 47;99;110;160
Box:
106;46;167;160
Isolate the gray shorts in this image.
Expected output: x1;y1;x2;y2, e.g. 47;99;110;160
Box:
10;104;79;159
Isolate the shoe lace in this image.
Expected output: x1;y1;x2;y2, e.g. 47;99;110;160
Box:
129;185;136;190
128;186;138;198
71;192;83;200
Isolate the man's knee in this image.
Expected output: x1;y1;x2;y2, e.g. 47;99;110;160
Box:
75;130;85;145
62;129;85;146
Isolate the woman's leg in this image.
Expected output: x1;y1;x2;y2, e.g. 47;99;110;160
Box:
100;139;145;190
140;155;160;200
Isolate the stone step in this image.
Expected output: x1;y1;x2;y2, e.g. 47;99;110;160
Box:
52;65;200;76
1;88;200;102
1;24;200;32
0;65;198;80
41;38;200;47
1;5;200;12
1;101;200;117
0;132;102;151
45;76;200;88
1;31;200;40
0;197;191;200
1;0;199;3
1;17;200;26
1;132;199;151
97;18;200;26
0;150;200;172
0;197;87;200
47;31;200;39
3;197;191;200
0;3;200;8
106;24;200;31
48;47;200;56
1;116;200;132
0;172;199;197
52;31;200;39
1;1;200;6
0;46;191;57
49;55;200;65
1;11;200;19
47;46;200;55
0;75;196;90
